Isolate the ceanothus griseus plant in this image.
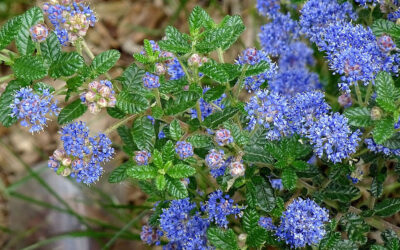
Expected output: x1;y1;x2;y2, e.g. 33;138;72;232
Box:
1;0;400;249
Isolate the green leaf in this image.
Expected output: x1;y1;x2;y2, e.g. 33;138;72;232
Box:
90;49;120;77
164;91;200;115
150;150;162;170
16;7;43;55
167;164;196;178
117;126;136;152
382;230;400;250
373;198;400;217
0;80;25;127
371;168;386;198
242;208;260;233
158;26;191;54
160;78;188;94
372;19;395;37
108;163;130;183
382;132;400;149
132;116;155;152
49;52;84;78
186;134;213;148
207;227;239;250
120;64;147;94
223;121;249;146
322;183;360;203
0;16;22;51
340;213;369;245
107;107;126;119
292;160;309;170
344;107;373;127
155;175;166;191
247;227;268;247
40;32;61;63
199;62;240;83
203;107;239;129
139;180;161;197
12;55;47;81
33;82;54;94
116;91;149;114
152;106;163;119
375;71;400;112
373;118;395;144
126;165;158;179
281;168;297;190
162;141;175;163
58;99;87;125
252;176;276;212
165;176;188;198
243;61;270;77
243;128;274;164
189;6;214;34
169;119;183;141
196;26;233;53
219;15;245;51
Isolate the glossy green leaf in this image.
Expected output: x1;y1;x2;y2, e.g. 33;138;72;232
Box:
58;99;87;125
0;16;22;51
49;52;84;78
132;116;155;152
373;118;395;144
165;176;188;198
12;55;47;80
116;91;149;114
373;198;400;217
203;107;239;129
40;32;61;63
344;107;373;127
16;7;43;55
164;91;200;115
90;49;120;77
167;164;196;178
169;119;183;141
207;227;239;250
126;165;158;179
108;162;130;183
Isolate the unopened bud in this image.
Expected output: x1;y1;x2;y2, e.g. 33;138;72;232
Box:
85;91;97;102
61;167;72;177
48;158;59;168
378;35;396;53
97;97;108;108
188;54;202;67
99;86;111;97
62;157;72;166
88;81;100;91
338;93;352;108
88;102;101;114
53;149;66;161
238;234;247;242
229;161;245;177
108;96;116;107
30;23;49;42
155;63;166;75
371;106;382;120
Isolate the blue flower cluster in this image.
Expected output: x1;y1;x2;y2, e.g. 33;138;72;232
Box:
175;141;194;159
201;190;242;228
143;72;160;89
259;216;276;231
236;48;276;92
190;87;226;120
10;87;60;133
134;150;151;165
365;138;400;156
301;0;397;93
48;121;114;184
215;128;233;146
140;225;162;246
245;90;361;163
80;80;116;114
354;0;378;7
276;198;329;248
43;0;97;45
256;0;280;18
29;23;49;42
159;198;211;249
205;149;232;178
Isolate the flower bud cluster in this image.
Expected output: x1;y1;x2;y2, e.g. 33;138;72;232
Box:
29;23;49;42
80;80;116;114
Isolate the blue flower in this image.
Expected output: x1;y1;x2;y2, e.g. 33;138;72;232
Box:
276;198;329;248
278;42;315;70
159;198;210;249
306;113;361;163
354;0;378;7
259;217;276;231
270;178;283;190
11;87;60;133
256;0;281;18
166;57;185;80
259;13;300;57
201;190;242;228
236;48;276;92
143;72;160;89
205;149;225;169
135;151;151;165
175;141;194;159
190;87;226;120
140;225;162;246
365;138;400;156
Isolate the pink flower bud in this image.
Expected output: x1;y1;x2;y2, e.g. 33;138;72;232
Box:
188;54;202;67
99;86;111;97
85;91;97;102
229;161;245;177
62;157;72;166
108;96;116;107
88;102;101;114
53;149;66;161
338;93;352;108
61;167;71;177
155;63;166;75
88;81;100;91
48;158;59;168
30;24;49;42
97;98;108;108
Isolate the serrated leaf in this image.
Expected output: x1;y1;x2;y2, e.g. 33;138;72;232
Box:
223;121;249;146
58;99;87;125
0;80;25;127
382;132;400;149
199;62;238;83
382;230;400;250
40;32;61;63
120;64;147;94
375;71;400;112
108;162;130;183
340;213;369;245
91;49;120;77
203;107;238;129
281;168;297;190
207;227;239;250
162;141;175;162
243;128;274;164
132;116;155;152
0;16;22;51
219;15;245;50
153;149;164;169
152;106;163;119
292;160;309;170
242;209;260;233
196;26;234;53
12;55;47;80
322;183;360;203
107;107;126;119
186;134;213;148
164;91;200;115
189;6;214;34
247;227;268;247
117;125;136;152
165;176;188;198
49;52;84;78
16;7;43;55
33;82;54;94
169;119;183;140
159;78;188;94
373;118;395;144
158;26;191;54
126;165;158;179
167;164;196;178
243;61;270;77
116;91;149;114
344;107;373;127
373;198;400;217
252;176;276;212
372;19;395;37
155;175;166;190
203;85;226;103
